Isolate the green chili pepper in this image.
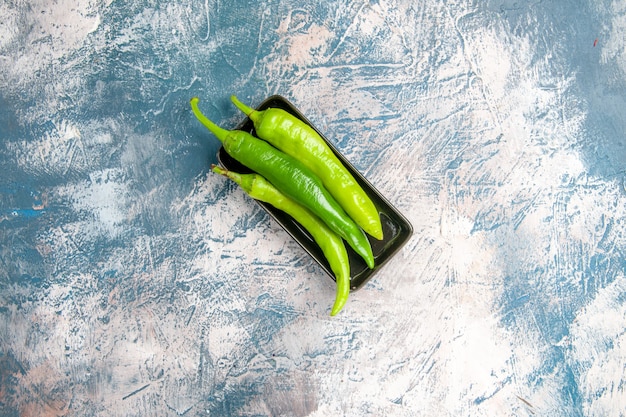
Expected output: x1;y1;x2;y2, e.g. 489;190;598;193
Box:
230;95;384;241
190;97;375;269
211;165;350;316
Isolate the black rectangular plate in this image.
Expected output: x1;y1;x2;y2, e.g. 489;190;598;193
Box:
217;95;413;291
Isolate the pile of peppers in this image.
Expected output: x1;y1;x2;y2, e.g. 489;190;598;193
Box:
190;96;382;316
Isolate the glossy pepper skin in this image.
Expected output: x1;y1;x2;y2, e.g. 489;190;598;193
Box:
190;97;375;269
230;95;383;240
211;165;350;316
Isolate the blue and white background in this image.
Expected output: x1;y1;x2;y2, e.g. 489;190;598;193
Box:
1;0;625;416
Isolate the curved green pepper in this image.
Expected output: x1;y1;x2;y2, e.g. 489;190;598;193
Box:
190;97;375;269
230;95;383;240
211;165;350;316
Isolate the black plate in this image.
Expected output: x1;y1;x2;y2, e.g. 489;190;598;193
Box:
217;95;413;291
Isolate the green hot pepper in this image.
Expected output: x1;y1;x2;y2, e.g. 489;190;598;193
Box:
212;165;350;316
230;95;384;240
190;97;375;269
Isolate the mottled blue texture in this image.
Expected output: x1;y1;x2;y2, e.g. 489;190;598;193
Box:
1;0;625;416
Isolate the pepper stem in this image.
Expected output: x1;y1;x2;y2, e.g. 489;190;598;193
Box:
190;97;229;143
211;164;255;194
230;95;260;122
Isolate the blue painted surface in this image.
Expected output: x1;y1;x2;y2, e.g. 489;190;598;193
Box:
1;0;625;416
